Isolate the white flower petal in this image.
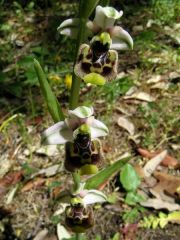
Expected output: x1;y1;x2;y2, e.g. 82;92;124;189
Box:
82;190;107;205
42;122;73;145
90;119;109;139
58;18;79;29
68;106;94;119
57;18;79;38
111;26;133;50
103;7;123;19
94;5;123;29
111;40;130;50
60;28;78;38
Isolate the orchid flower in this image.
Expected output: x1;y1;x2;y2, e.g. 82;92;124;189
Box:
65;185;107;232
58;5;133;50
42;106;108;145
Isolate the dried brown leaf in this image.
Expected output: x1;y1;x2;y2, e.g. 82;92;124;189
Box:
143;150;167;177
147;75;162;84
134;164;145;179
140;198;180;211
123;92;155;102
137;148;178;167
153;171;180;200
0;154;12;178
21;177;46;192
0;171;23;196
33;229;48;240
150;82;169;90
117;116;135;135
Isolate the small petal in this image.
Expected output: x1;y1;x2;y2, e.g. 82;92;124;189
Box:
65;116;94;131
90;119;109;139
73;124;91;139
82;190;107;205
94;5;123;29
110;26;133;50
68;106;94;119
86;20;100;33
42;122;73;145
57;18;79;38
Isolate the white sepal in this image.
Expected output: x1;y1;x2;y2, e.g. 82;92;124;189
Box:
111;26;133;50
42;121;73;145
57;18;79;38
60;28;78;38
90;119;109;139
82;190;107;205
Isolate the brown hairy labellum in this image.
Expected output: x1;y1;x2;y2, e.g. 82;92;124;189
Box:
74;43;118;82
65;204;94;233
65;133;103;172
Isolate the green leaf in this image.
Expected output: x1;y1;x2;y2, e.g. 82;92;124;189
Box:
159;218;168;228
125;192;145;206
152;218;160;229
120;163;140;192
122;207;140;224
22;163;38;176
48;181;61;192
0;72;7;83
17;55;34;68
107;192;118;204
85;156;130;190
34;59;64;122
99;0;110;6
167;211;180;223
79;0;99;19
112;232;120;240
6;83;23;97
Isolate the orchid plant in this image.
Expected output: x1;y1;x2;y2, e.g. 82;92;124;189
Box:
34;1;132;239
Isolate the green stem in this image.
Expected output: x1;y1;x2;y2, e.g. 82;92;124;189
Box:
72;171;81;192
69;0;100;109
99;0;110;6
76;233;82;240
69;18;86;109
